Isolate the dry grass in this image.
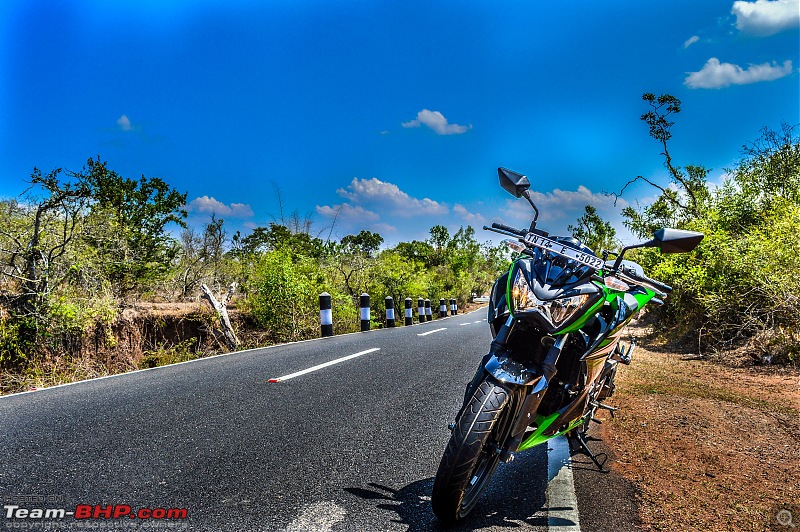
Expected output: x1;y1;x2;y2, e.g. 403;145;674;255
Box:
600;326;800;531
0;352;120;394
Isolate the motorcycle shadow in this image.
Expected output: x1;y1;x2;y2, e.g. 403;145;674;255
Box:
345;445;551;531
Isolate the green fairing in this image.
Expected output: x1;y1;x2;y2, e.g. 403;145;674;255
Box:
506;261;514;318
633;289;656;308
558;297;604;333
517;413;586;451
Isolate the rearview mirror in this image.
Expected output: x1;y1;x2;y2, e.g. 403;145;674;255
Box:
646;228;704;254
498;168;530;198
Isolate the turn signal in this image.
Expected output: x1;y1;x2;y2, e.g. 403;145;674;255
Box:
503;239;526;253
603;276;630;291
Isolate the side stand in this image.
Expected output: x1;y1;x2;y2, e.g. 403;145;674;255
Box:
568;431;609;473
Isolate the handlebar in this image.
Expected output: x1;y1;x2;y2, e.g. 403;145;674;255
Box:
620;268;672;294
486;221;674;297
490;222;527;236
638;273;672;294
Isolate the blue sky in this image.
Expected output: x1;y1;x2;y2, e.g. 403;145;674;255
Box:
1;0;798;247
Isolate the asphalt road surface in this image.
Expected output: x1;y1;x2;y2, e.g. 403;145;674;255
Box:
0;309;637;531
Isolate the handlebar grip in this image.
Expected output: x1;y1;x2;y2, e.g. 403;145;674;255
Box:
491;222;526;236
620;265;672;293
642;274;671;293
635;273;672;294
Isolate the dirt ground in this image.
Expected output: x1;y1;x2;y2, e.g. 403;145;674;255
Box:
598;325;800;531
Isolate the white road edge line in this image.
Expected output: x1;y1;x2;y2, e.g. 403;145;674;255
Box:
546;435;581;531
268;348;380;383
417;328;447;336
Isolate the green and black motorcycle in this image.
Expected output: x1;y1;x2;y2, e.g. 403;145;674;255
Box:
431;168;703;524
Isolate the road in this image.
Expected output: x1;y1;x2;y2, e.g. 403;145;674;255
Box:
0;309;636;531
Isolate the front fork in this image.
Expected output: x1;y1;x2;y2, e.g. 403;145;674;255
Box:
456;317;569;459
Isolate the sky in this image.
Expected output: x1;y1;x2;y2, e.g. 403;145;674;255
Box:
1;0;798;248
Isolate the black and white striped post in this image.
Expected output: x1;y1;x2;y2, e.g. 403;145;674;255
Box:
450;298;457;315
418;298;425;324
404;298;413;326
360;293;370;332
385;296;395;328
319;292;333;337
425;299;432;321
439;298;447;319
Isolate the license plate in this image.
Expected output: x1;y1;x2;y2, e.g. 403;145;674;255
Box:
523;233;605;269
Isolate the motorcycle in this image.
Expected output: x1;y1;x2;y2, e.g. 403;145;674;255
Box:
431;168;704;524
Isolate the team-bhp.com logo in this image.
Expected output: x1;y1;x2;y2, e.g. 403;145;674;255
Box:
4;504;187;520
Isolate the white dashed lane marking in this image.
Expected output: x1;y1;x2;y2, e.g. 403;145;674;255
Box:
268;348;380;383
417;328;447;336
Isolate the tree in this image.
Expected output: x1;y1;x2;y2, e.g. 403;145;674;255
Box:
234;223;323;259
173;215;229;299
616;93;800;362
616;93;711;239
736;122;800;201
175;227;205;299
81;157;187;296
203;215;227;292
428;225;450;266
340;230;384;256
0;168;91;346
568;205;618;253
394;240;435;266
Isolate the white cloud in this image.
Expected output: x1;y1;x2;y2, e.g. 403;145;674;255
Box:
315;203;380;222
684;35;700;48
372;222;397;233
315;177;452;243
530;185;627;215
117;114;133;131
499;185;633;243
684;57;793;88
453;204;487;225
401;109;472;135
186;196;255;218
732;0;800;35
337;177;448;216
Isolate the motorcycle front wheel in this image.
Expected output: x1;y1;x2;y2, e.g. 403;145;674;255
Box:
431;377;521;524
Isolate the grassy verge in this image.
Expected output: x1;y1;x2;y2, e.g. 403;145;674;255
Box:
599;328;800;531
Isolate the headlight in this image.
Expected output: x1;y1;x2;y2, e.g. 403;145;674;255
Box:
510;269;589;327
510;268;534;310
548;293;589;325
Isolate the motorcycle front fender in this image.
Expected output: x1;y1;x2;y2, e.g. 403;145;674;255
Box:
485;353;541;386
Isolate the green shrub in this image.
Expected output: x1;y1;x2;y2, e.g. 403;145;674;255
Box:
246;250;320;342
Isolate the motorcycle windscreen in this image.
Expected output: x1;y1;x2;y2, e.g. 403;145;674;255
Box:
529;244;594;288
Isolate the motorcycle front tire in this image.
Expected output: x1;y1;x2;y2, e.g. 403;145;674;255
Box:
431;377;521;524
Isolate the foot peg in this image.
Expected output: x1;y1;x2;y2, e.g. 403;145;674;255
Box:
612;338;636;365
589;400;618;418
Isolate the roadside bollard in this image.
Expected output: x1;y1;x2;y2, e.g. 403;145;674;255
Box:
385;296;395;328
418;298;425;324
320;292;333;337
450;298;457;315
404;298;413;326
439;298;447;319
425;299;432;321
360;293;370;332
